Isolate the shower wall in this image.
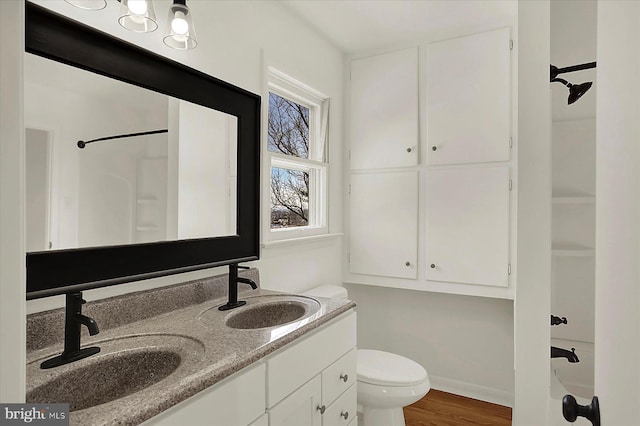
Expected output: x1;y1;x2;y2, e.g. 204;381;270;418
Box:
550;0;596;395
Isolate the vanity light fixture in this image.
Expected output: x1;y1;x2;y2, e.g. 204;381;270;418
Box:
64;0;107;10
163;0;198;50
118;0;158;33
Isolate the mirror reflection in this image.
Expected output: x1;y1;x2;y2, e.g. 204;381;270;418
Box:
24;53;237;252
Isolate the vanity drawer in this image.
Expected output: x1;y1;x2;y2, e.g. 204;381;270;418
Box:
267;311;357;407
322;348;357;404
323;383;357;426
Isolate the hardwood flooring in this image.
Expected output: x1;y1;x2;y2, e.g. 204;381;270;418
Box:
403;389;512;426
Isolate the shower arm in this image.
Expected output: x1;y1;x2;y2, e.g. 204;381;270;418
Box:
77;129;168;149
550;61;596;81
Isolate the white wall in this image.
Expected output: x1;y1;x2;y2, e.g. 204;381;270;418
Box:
19;0;344;340
347;284;514;405
0;0;25;403
514;1;551;424
595;2;640;423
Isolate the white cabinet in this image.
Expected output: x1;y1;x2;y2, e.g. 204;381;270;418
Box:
144;310;357;426
268;313;357;426
269;376;322;426
426;166;511;287
144;361;266;426
426;27;511;165
349;171;418;279
350;47;419;170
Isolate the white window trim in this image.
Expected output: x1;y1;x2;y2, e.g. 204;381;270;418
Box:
263;68;329;243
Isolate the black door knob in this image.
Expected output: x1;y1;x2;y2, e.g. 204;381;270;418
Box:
562;395;600;426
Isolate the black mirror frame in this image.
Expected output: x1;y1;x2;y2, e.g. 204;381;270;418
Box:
25;3;260;299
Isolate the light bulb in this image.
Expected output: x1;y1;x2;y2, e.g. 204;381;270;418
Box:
171;11;189;35
128;0;148;15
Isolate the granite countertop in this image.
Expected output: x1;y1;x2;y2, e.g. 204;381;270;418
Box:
25;270;356;426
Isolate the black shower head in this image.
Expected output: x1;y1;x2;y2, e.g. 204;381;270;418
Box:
567;81;593;104
551;77;593;105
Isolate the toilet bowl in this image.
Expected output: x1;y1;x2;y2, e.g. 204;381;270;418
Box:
302;285;430;426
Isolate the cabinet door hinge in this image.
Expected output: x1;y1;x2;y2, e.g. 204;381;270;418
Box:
510;39;514;50
508;264;511;275
509;137;513;148
348;252;351;263
509;179;512;191
349;184;351;195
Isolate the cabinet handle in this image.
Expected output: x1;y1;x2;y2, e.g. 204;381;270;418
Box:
316;405;326;414
405;261;411;267
340;373;348;382
341;411;349;420
430;263;436;269
406;147;412;153
432;146;437;151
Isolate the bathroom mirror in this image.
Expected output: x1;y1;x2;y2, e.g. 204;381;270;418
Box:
25;3;260;299
25;53;238;250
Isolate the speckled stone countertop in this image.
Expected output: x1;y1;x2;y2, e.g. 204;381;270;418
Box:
25;270;356;426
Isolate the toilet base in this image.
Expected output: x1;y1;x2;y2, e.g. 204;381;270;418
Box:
359;406;406;426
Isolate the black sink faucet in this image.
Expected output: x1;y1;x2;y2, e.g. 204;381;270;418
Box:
551;346;580;363
41;292;101;369
219;263;258;311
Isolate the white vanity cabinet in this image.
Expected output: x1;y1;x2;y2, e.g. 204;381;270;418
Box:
268;312;358;426
143;310;356;426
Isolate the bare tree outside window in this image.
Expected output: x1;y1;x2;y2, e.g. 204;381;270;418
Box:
268;92;311;228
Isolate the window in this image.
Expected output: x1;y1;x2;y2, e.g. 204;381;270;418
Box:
265;68;329;241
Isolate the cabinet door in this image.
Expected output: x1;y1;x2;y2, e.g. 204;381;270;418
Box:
427;27;511;165
322;349;356;405
350;171;418;279
323;384;357;426
426;166;510;287
144;362;265;426
269;375;322;426
350;47;419;170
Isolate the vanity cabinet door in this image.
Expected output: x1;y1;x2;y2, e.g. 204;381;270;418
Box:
349;171;418;279
350;47;419;170
322;384;357;426
143;362;265;426
322;349;357;405
426;166;510;287
427;27;511;166
269;375;322;426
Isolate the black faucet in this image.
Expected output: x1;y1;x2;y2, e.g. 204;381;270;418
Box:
219;263;258;311
551;315;568;326
40;292;101;369
551;346;580;363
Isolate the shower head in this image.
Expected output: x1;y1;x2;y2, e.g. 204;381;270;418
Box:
567;81;593;105
551;77;593;105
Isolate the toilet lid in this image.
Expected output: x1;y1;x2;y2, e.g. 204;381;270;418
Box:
357;349;428;387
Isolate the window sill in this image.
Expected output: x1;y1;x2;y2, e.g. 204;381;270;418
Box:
261;233;343;248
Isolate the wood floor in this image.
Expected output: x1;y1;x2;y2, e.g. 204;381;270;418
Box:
404;390;512;426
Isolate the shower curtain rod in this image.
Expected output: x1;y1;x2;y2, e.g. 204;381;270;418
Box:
550;61;596;81
77;129;168;149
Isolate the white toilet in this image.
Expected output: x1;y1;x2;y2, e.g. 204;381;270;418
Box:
302;285;430;426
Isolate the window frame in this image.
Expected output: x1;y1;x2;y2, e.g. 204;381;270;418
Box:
264;68;329;242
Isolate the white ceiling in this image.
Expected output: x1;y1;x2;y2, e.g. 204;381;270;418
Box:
282;0;518;54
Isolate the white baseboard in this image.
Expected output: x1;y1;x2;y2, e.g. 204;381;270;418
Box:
428;374;514;408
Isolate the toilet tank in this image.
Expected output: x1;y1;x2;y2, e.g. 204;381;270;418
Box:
302;285;348;299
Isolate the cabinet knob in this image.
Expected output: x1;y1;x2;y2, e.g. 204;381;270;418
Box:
340;373;348;382
341;411;349;420
316;405;326;414
406;147;412;153
430;263;436;269
432;146;437;151
405;261;411;267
